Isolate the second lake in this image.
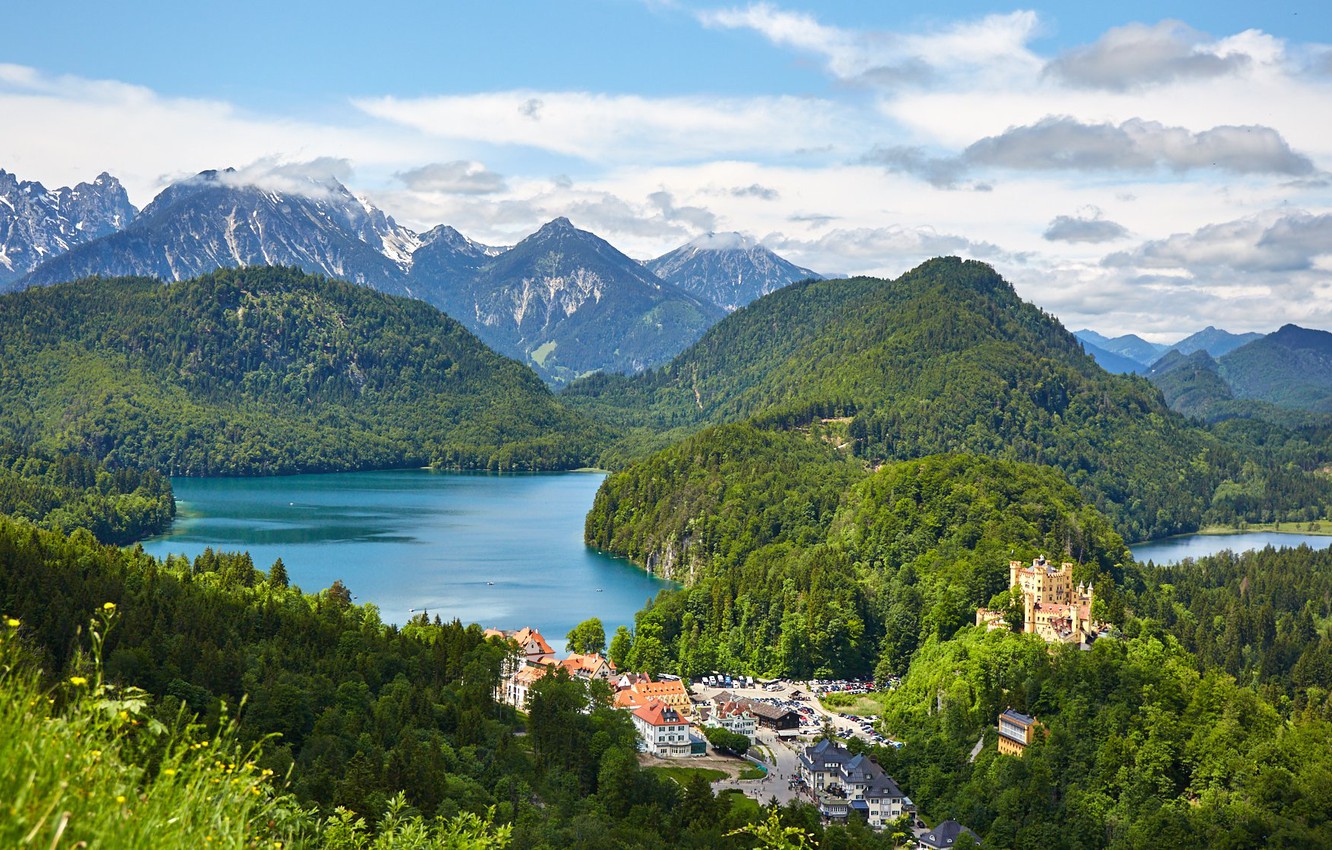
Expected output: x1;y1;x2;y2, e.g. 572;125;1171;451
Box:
140;469;674;652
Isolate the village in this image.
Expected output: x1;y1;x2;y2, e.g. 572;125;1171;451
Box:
482;555;1099;846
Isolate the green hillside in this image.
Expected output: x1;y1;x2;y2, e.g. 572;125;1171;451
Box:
591;426;1128;679
0;441;173;543
0;267;606;475
570;257;1321;541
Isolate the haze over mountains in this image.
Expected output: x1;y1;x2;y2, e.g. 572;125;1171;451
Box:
5;167;814;384
1074;327;1265;374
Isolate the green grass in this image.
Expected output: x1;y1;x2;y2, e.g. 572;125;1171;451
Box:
645;766;728;785
737;764;767;780
820;692;885;716
0;616;299;850
0;611;513;850
1190;520;1332;537
531;341;558;367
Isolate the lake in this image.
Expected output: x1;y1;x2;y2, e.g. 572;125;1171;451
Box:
140;470;674;651
1131;531;1332;564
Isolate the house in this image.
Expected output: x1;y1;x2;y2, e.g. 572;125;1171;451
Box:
561;652;614;681
918;819;980;848
488;626;613;709
974;556;1102;645
705;699;758;738
997;708;1039;757
503;663;549;709
631;699;705;758
484;626;556;664
798;739;913;829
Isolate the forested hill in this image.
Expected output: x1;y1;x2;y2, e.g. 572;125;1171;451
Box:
568;257;1329;541
588;427;1128;679
0;267;605;475
0;441;173;543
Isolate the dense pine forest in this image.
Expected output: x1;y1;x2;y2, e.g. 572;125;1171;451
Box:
588;428;1128;680
0;267;604;475
0;441;173;543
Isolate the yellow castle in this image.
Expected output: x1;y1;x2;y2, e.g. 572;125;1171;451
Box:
977;556;1101;644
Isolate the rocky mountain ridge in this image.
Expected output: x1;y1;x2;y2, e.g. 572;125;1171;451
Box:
0;170;137;286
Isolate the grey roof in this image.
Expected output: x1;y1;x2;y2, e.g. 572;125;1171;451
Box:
1000;708;1035;725
920;820;978;848
803;741;904;799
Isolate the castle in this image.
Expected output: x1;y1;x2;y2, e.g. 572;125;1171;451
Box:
977;556;1102;644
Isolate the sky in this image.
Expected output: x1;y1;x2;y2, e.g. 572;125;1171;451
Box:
3;1;1331;339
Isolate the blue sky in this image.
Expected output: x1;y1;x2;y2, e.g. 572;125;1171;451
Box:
4;1;1332;337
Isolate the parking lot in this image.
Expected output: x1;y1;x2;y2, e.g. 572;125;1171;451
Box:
688;676;895;747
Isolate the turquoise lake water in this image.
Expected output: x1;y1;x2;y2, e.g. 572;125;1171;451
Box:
1130;531;1332;564
140;470;673;650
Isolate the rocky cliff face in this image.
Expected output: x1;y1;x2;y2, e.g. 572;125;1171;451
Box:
0;170;136;289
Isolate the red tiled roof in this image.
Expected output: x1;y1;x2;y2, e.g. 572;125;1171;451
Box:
632;699;684;727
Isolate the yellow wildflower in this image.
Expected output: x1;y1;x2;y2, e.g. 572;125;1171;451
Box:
103;602;117;612
116;795;126;804
69;676;88;687
162;767;177;776
5;617;19;628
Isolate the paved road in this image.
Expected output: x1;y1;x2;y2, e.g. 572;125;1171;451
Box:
711;728;815;806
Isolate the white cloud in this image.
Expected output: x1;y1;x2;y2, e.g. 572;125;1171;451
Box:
354;90;850;163
1044;20;1253;90
1105;211;1332;273
395;161;508;194
1044;210;1131;243
697;4;1042;86
0;64;440;207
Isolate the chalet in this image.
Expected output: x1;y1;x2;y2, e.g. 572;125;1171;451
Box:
918;819;980;848
561;652;614;681
631;699;705;758
740;699;800;732
997;708;1039;757
798;739;913;829
705;699;758;738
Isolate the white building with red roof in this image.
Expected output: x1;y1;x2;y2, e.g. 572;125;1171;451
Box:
631;699;704;758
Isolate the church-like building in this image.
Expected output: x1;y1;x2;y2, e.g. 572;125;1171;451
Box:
976;556;1102;645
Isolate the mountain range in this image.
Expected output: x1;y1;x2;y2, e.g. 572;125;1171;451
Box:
1074;327;1264;374
6;167;818;384
1147;324;1332;419
565;257;1262;542
0;169;136;286
0;266;602;475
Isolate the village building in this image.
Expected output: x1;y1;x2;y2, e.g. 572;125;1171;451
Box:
560;652;614;681
975;556;1102;645
997;708;1039;757
740;699;801;732
702;698;758;738
631;699;706;758
798;739;913;829
614;676;692;716
487;626;618;709
918;819;981;848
